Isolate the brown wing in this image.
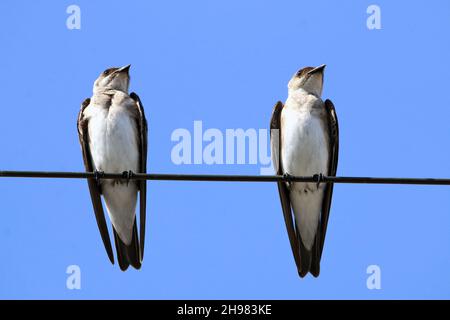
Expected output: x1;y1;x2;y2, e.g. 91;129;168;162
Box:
270;101;302;274
318;99;339;259
129;92;148;261
77;98;114;263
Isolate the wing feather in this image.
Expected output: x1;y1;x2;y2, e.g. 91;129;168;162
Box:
318;99;339;259
270;101;303;275
129;92;148;261
77;98;114;264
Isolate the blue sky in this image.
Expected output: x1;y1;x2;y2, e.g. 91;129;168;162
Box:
1;0;450;299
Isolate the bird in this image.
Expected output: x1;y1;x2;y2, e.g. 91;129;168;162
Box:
77;65;148;271
270;64;339;277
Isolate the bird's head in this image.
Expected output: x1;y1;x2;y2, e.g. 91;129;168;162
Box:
288;64;325;97
93;65;131;93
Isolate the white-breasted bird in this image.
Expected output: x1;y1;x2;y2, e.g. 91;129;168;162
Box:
270;65;339;277
77;65;148;271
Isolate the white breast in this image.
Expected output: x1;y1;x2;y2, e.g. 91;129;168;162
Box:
281;107;329;178
86;101;139;174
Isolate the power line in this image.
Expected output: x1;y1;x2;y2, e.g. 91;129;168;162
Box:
1;170;450;185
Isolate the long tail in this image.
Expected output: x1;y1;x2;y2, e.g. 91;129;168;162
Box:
295;221;312;278
297;233;322;278
113;218;141;271
309;229;322;277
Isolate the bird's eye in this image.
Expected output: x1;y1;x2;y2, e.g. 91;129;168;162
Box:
296;67;313;78
103;68;116;76
297;68;308;77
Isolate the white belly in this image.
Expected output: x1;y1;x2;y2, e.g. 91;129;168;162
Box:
87;104;139;174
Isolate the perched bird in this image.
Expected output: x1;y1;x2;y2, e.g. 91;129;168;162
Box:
270;65;339;277
77;65;148;271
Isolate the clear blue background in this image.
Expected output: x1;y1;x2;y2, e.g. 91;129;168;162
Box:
0;0;449;299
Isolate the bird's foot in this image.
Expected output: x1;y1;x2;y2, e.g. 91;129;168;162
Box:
122;170;135;186
93;170;104;187
283;172;294;182
313;173;324;189
283;173;294;189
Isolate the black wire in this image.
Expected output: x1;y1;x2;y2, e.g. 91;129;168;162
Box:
1;170;450;185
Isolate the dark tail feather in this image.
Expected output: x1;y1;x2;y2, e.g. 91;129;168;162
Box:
296;228;312;278
298;242;311;277
113;219;141;271
310;230;322;277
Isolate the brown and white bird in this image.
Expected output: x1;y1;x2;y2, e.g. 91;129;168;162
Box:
270;65;339;277
77;65;148;271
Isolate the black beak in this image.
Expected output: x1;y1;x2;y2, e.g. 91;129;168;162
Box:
307;64;326;75
117;64;131;74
